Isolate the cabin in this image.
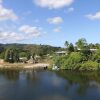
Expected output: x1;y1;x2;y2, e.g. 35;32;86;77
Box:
55;51;67;56
89;49;97;52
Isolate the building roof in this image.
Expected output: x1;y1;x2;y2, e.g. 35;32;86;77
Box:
55;51;66;54
77;48;97;51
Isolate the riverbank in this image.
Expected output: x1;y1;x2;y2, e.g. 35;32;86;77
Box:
0;62;50;70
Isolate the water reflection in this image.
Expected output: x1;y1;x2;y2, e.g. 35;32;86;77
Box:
0;70;19;81
0;69;39;82
20;70;38;81
56;70;100;97
0;70;100;100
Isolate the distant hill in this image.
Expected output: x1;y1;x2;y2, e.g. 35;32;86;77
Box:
0;43;63;59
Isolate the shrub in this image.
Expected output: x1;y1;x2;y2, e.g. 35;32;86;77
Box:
79;61;99;71
53;52;82;70
63;52;82;70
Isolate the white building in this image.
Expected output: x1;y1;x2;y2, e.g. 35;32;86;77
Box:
77;48;97;52
55;51;67;56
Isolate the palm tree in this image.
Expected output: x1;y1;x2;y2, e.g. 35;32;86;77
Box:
64;41;69;48
75;38;87;49
67;43;74;53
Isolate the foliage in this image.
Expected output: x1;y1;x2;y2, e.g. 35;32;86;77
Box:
64;41;69;47
4;48;20;63
92;48;100;62
53;52;82;70
79;61;99;71
53;52;100;70
0;44;61;62
53;38;100;71
62;52;82;69
67;43;74;53
53;55;69;69
80;49;92;61
19;52;27;57
76;38;87;49
64;41;74;53
4;48;10;62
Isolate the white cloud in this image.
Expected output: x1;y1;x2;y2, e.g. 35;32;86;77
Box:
19;25;42;37
0;25;45;42
0;31;24;42
47;17;63;25
85;12;100;20
0;1;18;21
53;27;61;32
34;0;74;9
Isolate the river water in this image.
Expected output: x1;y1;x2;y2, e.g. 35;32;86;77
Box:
0;70;100;100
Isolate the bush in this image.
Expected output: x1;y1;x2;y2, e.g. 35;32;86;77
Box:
53;52;82;70
63;52;82;70
79;61;99;71
53;55;68;69
92;49;100;62
53;52;100;71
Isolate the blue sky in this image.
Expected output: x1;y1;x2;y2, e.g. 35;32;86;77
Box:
0;0;100;47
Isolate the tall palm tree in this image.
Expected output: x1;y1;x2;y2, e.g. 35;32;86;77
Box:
76;38;87;49
65;41;69;48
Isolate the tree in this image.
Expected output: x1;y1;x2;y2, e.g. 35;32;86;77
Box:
9;49;14;63
76;38;87;49
64;41;69;48
4;48;20;63
14;52;19;63
4;48;10;62
67;43;74;53
80;49;92;61
65;41;74;53
88;43;95;49
92;48;100;62
54;52;83;70
19;52;27;57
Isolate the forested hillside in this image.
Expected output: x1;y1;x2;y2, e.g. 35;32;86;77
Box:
0;43;62;59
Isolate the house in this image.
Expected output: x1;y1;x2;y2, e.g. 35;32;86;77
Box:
55;51;67;56
90;49;97;52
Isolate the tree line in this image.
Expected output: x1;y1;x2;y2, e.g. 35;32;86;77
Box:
0;44;61;63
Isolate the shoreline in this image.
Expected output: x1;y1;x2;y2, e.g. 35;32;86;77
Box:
0;62;50;70
0;62;99;71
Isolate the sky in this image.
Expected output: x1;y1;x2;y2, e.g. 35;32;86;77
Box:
0;0;100;47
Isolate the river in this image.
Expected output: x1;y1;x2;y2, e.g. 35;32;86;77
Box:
0;70;100;100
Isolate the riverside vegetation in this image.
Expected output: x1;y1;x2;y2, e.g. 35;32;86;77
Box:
53;38;100;71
